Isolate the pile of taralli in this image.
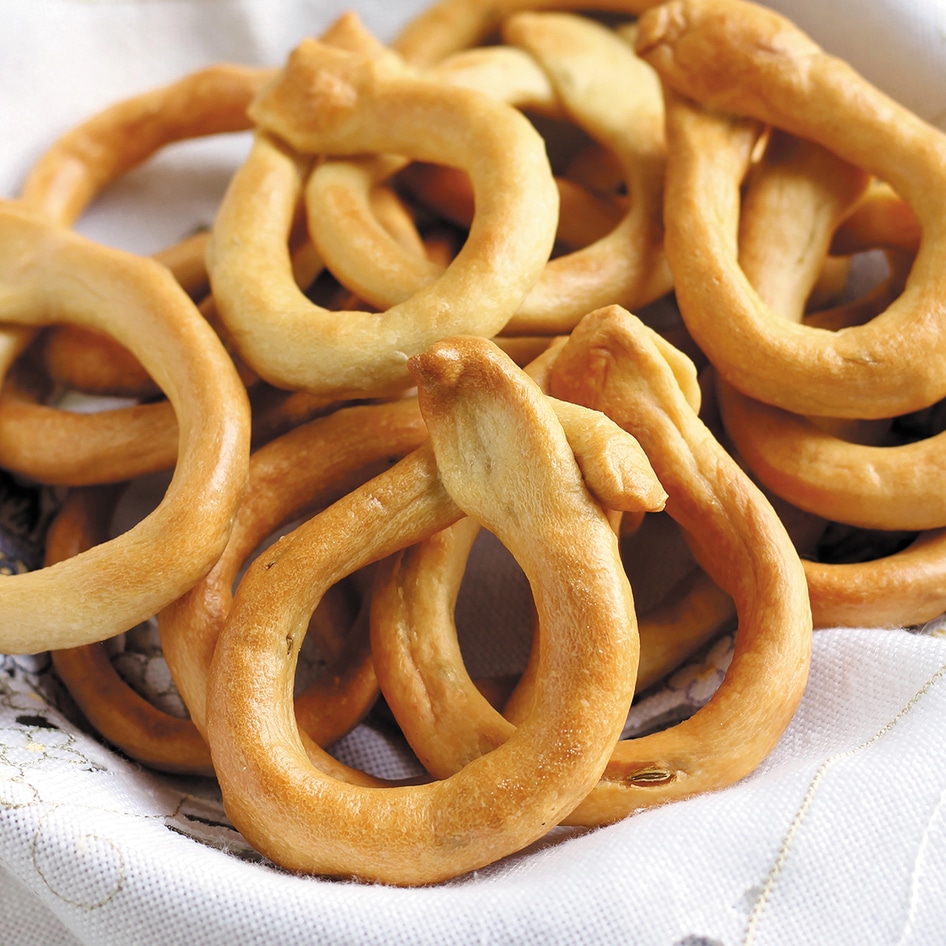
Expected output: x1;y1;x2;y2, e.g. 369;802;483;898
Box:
4;0;943;885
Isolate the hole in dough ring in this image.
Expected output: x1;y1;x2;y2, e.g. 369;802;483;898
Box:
635;0;946;418
207;38;559;399
205;337;638;885
0;201;250;654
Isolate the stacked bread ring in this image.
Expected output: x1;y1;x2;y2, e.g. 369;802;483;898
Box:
3;0;943;886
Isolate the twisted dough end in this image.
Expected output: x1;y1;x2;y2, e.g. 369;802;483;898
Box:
249;29;404;153
635;0;820;114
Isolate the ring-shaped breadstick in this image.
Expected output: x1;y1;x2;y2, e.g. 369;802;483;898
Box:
501;14;670;332
372;307;808;822
371;508;733;776
206;337;639;885
47;486;214;776
310;15;672;335
717;383;946;531
550;307;811;822
19;63;271;227
0;381;178;486
0;366;339;488
635;0;946;418
208;38;559;399
304;44;558;308
804;528;946;629
9;64;267;469
37;233;210;399
736;129;870;323
712;122;907;525
159;397;428;742
0;201;250;654
393;0;662;68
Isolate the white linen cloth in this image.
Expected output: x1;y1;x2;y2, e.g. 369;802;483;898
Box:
2;1;946;944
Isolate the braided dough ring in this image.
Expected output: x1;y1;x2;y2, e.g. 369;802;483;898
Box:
206;337;639;885
635;0;946;419
0;201;250;654
207;37;559;399
47;486;213;776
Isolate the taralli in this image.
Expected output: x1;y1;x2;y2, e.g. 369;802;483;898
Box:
804;528;946;629
207;32;559;398
500;14;671;333
309;14;672;334
159;397;428;742
371;509;734;768
206;337;640;885
735;128;869;324
36;232;210;399
3;63;269;484
0;363;344;488
18;63;271;227
550;307;811;823
713;121;924;530
717;383;946;531
636;0;946;418
0;378;180;486
6;0;944;898
16;62;269;401
393;0;662;67
0;200;250;653
372;307;810;825
47;486;214;776
303;44;558;310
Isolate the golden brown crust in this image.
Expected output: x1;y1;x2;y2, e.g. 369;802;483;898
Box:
159;398;428;741
804;529;946;629
548;306;811;823
208;32;559;397
47;485;214;776
0;201;250;654
19;64;271;227
206;338;638;884
637;0;946;418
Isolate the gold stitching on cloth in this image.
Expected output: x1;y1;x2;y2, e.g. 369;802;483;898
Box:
743;658;946;945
